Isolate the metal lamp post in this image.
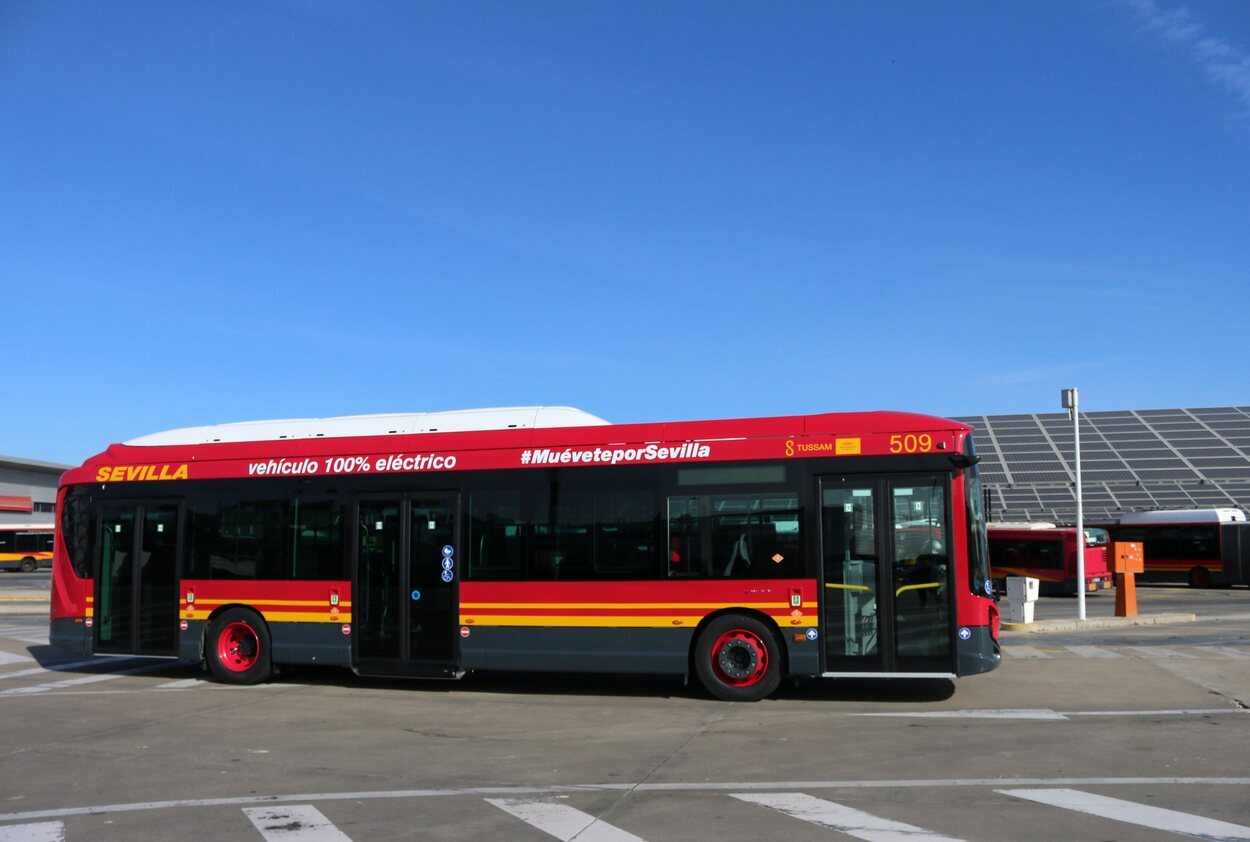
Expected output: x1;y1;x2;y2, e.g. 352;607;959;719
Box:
1062;388;1085;621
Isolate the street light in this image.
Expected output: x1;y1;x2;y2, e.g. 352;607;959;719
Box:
1061;388;1085;621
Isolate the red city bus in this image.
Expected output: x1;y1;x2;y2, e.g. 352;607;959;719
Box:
987;523;1111;596
1100;508;1250;588
51;406;999;701
0;524;55;572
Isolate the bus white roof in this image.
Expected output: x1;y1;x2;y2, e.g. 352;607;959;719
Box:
988;522;1059;530
125;406;611;446
0;523;55;531
1114;508;1248;525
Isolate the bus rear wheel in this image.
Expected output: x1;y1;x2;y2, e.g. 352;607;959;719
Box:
206;608;272;685
695;614;781;702
19;557;36;573
1188;566;1213;589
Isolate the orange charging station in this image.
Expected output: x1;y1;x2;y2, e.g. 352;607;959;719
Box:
1109;541;1144;618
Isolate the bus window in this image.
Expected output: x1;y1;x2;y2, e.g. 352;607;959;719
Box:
667;493;802;579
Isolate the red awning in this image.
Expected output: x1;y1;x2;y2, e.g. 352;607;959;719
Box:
0;495;33;512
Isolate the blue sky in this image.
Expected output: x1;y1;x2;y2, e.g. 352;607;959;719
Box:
3;1;1248;464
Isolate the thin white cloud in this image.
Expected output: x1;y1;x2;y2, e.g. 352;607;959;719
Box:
975;359;1121;387
1123;0;1250;106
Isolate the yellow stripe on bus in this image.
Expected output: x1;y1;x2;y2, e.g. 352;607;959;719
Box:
458;602;786;610
459;615;819;628
180;610;352;623
187;599;352;608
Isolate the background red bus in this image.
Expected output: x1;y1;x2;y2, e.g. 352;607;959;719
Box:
987;523;1111;596
51;406;999;701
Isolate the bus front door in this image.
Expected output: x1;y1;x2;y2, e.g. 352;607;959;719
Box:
819;475;954;676
354;493;461;677
95;502;180;656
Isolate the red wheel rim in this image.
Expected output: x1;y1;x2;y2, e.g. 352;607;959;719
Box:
711;629;769;687
216;622;260;672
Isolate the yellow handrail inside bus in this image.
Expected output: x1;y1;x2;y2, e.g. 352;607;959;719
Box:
824;583;872;592
895;582;941;597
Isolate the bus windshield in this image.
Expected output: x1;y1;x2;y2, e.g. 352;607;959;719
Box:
964;438;991;596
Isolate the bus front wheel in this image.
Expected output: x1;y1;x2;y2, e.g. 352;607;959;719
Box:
19;557;36;573
206;608;272;685
695;614;782;702
1188;567;1213;589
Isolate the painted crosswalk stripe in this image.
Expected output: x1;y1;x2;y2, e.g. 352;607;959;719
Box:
1004;645;1051;659
0;657;148;684
1135;646;1197;659
999;788;1250;840
243;805;352;841
0;821;64;841
156;678;208;690
1193;646;1250;659
1065;645;1122;658
0;651;33;666
486;799;646;841
0;662;172;697
733;793;968;842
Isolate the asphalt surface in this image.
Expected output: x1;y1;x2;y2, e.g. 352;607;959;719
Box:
1;583;1248;840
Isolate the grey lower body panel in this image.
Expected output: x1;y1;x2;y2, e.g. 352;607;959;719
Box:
464;626;693;674
955;626;1000;676
50;617;92;657
271;622;352;667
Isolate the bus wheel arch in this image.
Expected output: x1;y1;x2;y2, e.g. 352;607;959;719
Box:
691;610;785;702
204;605;273;685
1188;566;1213;589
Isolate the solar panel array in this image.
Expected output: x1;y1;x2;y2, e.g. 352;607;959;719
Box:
951;406;1250;523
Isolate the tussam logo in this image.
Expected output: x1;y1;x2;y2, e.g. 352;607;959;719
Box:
520;442;711;466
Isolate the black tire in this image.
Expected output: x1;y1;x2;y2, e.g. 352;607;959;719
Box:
694;614;782;702
19;557;36;573
1188;566;1213;589
205;607;272;685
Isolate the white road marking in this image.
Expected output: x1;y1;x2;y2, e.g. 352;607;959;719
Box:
486;799;646;841
243;805;352;841
3;778;1250;824
155;678;208;690
0;821;64;841
1065;709;1245;717
0;662;172;697
853;707;1243;720
0;651;33;666
1135;646;1197;659
0;657;147;683
852;709;1069;720
733;793;967;842
1065;645;1123;658
999;788;1250;840
1193;646;1250;659
1003;645;1050;658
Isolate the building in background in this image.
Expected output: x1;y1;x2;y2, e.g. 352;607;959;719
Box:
954;406;1250;523
1;455;71;526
